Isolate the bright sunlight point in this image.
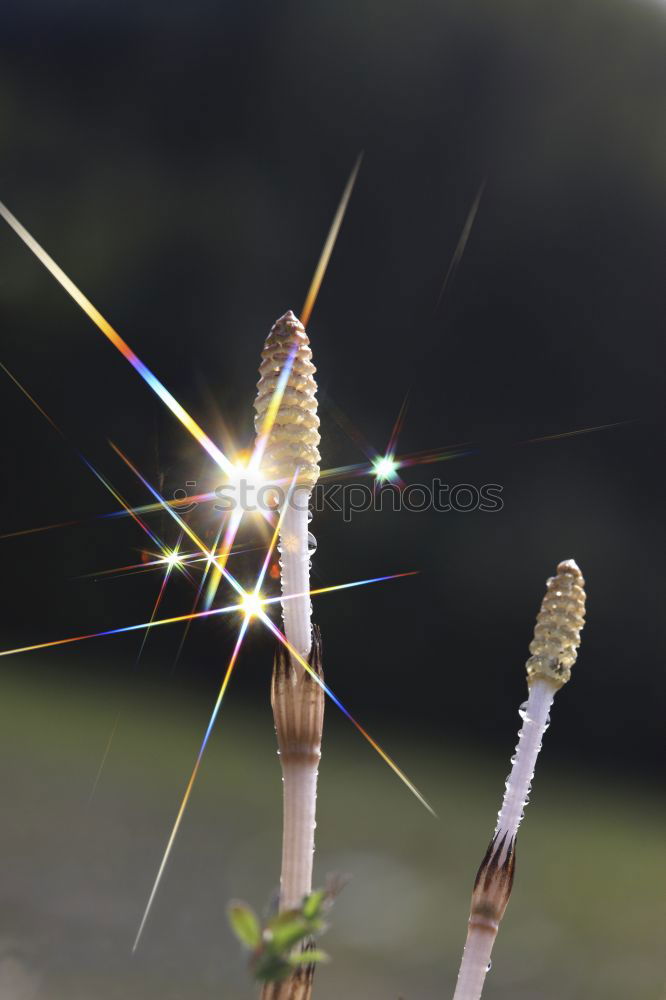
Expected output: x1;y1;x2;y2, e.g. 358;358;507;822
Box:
373;455;399;481
240;591;264;619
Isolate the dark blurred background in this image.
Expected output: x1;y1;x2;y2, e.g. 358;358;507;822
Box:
0;2;664;998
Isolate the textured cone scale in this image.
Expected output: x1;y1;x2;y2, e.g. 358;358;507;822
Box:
526;559;586;688
254;311;320;492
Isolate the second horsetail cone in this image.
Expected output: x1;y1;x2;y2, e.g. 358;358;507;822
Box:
526;559;586;689
254;311;321;492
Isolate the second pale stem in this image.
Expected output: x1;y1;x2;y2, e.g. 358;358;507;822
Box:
452;930;496;1000
452;678;557;1000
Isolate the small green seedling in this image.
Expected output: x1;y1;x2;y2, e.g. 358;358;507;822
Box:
228;889;332;983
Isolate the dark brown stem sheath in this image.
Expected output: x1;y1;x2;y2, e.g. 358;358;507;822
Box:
260;961;316;1000
452;832;516;1000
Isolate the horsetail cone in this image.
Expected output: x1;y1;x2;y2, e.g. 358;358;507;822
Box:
254;310;321;659
526;559;586;688
254;311;320;492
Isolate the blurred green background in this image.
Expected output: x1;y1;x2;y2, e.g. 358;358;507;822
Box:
0;664;663;999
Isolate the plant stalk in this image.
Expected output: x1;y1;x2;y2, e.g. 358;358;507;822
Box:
452;679;554;1000
451;560;586;1000
255;311;322;998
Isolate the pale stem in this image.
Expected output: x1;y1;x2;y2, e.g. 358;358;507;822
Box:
495;677;556;839
452;677;557;1000
452;929;496;1000
279;758;320;911
275;495;319;914
279;499;313;660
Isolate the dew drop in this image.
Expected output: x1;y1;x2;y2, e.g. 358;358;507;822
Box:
265;487;280;511
307;532;317;556
486;961;492;972
518;700;528;720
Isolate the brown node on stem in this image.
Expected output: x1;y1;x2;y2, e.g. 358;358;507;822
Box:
468;831;517;934
526;559;586;689
271;626;325;764
260;950;316;1000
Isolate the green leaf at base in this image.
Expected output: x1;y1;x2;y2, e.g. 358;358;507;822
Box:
227;901;262;950
289;949;329;967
